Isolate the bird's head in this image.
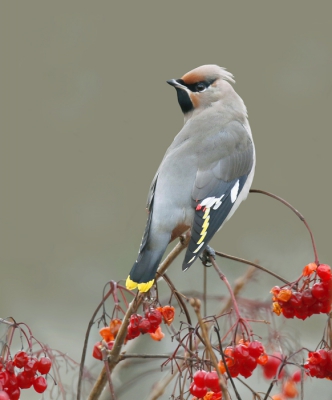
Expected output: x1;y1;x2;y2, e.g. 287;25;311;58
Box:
167;65;235;118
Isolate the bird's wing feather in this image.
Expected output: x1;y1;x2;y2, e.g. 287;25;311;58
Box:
183;123;254;269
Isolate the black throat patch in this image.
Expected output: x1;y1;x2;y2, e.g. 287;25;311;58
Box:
175;88;193;114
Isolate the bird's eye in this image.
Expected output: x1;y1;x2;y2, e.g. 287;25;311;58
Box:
196;82;206;92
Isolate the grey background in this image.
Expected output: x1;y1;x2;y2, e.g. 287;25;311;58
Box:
1;1;332;399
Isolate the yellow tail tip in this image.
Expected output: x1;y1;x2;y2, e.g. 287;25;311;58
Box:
125;276;155;292
126;276;138;290
137;279;154;292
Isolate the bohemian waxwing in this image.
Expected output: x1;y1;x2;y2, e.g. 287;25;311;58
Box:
126;65;255;292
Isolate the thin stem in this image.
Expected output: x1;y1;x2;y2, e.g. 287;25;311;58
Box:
210;257;242;319
250;189;319;265
215;251;290;285
203;267;207;320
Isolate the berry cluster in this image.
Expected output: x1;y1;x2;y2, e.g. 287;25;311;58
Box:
304;348;332;379
93;318;122;360
190;370;222;399
218;340;267;379
271;263;332;320
0;351;51;399
93;306;175;360
126;309;163;340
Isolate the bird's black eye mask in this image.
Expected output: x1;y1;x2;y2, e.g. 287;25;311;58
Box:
176;78;216;93
174;78;217;113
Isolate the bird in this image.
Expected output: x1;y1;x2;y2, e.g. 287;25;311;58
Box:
126;65;255;292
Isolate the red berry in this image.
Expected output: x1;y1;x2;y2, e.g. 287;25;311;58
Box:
317;264;332;281
5;361;15;374
138;318;151;334
126;324;140;340
33;376;48;393
291;369;302;383
129;314;143;328
92;342;103;360
302;289;316;306
189;382;208;397
17;371;34;389
294;305;309;320
0;392;9;400
24;357;38;374
248;341;264;358
233;344;249;359
193;370;207;387
289;292;302;307
204;371;219;390
228;362;240;377
37;357;52;374
244;355;258;371
262;353;282;379
238;363;253;378
320;299;332;314
309;349;328;366
282;305;295;319
0;372;8;387
146;309;162;324
308;301;323;314
6;372;18;388
7;387;20;400
322;280;332;294
13;351;28;369
311;282;328;300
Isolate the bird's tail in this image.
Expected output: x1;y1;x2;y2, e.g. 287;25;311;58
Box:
126;246;166;292
126;207;170;292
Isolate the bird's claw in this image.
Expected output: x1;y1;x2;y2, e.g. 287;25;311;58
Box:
199;245;216;267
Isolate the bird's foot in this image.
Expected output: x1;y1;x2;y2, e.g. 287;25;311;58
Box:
200;245;216;267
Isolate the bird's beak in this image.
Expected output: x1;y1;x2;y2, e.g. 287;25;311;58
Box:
167;79;186;90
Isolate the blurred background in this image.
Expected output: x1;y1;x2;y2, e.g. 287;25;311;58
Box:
1;1;332;398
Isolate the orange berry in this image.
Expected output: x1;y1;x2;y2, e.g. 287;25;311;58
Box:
149;326;165;341
272;302;282;316
277;289;292;302
302;262;317;276
224;346;234;357
282;379;298;398
109;318;122;339
161;305;175;325
257;353;269;366
204;391;222;399
271;394;285;400
218;360;226;374
99;326;113;342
